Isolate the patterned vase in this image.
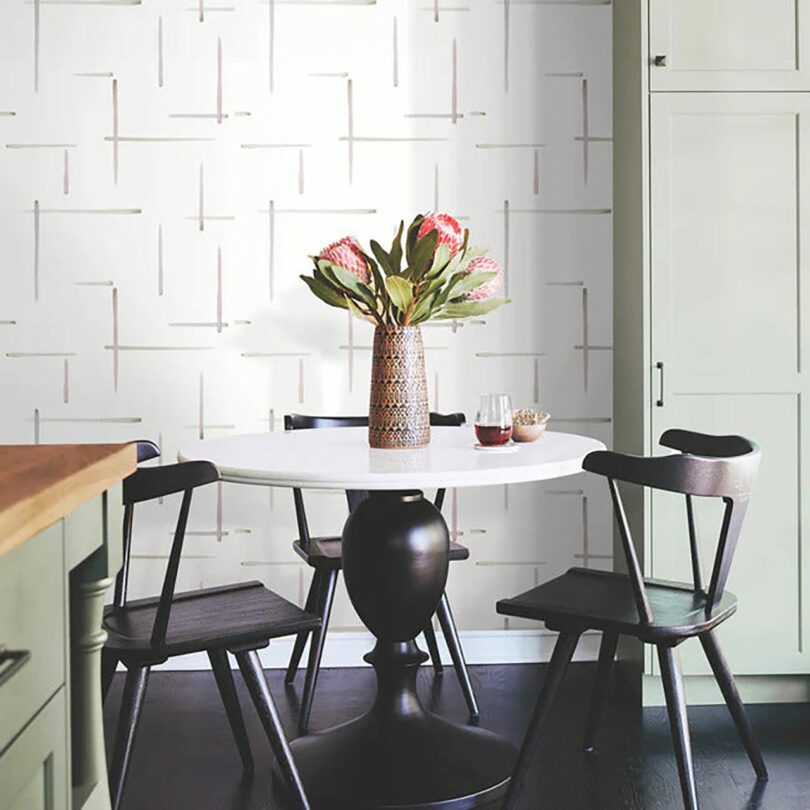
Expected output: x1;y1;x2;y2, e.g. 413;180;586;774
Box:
368;325;431;449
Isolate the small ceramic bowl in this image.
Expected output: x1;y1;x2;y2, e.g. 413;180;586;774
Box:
511;412;550;443
512;423;546;443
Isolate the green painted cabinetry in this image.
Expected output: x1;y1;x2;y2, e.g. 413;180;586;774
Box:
614;3;810;702
0;487;122;810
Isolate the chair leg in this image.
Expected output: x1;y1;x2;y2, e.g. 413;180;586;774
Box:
108;665;151;810
208;647;254;771
422;620;444;676
235;649;310;810
285;570;323;685
657;644;699;810
435;592;479;720
299;568;338;734
502;630;580;810
101;648;118;704
700;631;767;780
582;631;619;753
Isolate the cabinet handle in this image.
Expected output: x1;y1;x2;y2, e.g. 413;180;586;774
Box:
653;55;667;67
656;362;665;407
0;645;31;688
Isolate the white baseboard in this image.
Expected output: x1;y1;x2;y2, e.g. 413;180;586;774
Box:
144;629;602;671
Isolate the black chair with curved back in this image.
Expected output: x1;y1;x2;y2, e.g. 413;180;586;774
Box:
101;441;318;810
283;411;479;733
496;429;767;810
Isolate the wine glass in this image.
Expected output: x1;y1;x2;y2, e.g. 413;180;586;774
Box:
475;394;513;446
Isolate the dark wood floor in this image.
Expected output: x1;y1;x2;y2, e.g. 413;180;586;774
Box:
104;662;810;810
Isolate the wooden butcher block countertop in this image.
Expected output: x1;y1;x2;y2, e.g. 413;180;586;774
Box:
0;443;137;557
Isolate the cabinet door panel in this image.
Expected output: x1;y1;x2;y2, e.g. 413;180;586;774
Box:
650;0;810;90
651;94;801;394
0;690;68;810
651;394;801;674
650;93;810;675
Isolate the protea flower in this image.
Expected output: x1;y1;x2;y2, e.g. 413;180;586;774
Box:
417;212;463;256
318;236;370;283
302;213;508;325
464;256;503;300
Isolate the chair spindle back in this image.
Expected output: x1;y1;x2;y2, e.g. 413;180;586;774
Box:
583;429;760;623
113;444;221;649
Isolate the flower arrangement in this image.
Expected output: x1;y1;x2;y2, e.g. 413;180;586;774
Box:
300;213;509;325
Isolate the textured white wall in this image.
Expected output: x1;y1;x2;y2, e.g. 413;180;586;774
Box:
0;0;612;640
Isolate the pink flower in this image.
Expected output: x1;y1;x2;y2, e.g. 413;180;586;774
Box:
318;236;370;283
417;213;463;256
464;256;503;300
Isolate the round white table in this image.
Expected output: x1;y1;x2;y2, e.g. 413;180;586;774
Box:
180;426;605;810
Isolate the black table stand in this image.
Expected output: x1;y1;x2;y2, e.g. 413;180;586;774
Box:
289;490;516;809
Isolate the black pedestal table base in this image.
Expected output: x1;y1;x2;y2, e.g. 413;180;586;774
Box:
288;491;516;809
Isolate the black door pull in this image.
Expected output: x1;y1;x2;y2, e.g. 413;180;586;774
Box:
656;362;665;407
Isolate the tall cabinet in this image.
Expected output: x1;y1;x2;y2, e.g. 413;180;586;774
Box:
614;1;810;701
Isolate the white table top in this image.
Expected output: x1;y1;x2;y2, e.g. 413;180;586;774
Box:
178;427;605;490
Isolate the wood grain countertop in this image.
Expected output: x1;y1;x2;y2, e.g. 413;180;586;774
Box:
0;443;137;557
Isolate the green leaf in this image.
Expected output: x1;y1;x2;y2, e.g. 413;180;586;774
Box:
434;297;510;320
390;220;404;273
450;270;498;298
385;275;414;315
428;242;451;277
370;240;396;276
326;263;378;309
407;229;438;281
429;248;464;283
300;274;349;310
424;267;452;297
409;290;439;324
405;214;426;265
316;259;342;287
361;250;387;298
433;271;467;307
314;263;339;291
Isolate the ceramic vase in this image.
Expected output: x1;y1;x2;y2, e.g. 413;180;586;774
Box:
368;325;430;449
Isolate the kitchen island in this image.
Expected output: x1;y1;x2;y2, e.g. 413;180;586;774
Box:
0;444;136;810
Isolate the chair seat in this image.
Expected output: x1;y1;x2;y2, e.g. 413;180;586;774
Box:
496;567;737;644
103;581;321;663
293;537;470;568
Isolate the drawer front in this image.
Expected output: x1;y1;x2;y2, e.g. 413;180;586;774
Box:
0;522;66;753
0;688;68;810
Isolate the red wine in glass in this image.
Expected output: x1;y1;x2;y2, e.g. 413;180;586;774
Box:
474;394;513;446
475;424;512;446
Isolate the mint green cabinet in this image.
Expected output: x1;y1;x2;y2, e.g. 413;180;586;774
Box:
649;93;810;677
0;487;122;810
614;4;810;700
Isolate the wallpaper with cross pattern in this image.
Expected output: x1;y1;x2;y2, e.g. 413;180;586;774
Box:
0;0;612;639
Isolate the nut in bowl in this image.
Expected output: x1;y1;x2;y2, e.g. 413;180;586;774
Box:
511;409;551;443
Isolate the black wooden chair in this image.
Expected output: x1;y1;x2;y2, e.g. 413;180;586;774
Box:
283;411;479;733
496;429;767;810
101;441;318;810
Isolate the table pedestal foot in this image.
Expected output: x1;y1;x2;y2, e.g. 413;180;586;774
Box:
289;641;515;809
